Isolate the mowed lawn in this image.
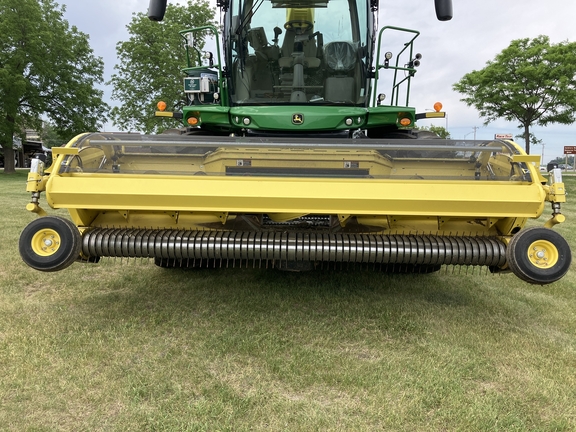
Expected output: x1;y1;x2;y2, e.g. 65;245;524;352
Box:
1;170;575;431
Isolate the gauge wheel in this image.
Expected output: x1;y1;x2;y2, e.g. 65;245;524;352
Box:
19;216;82;272
506;227;571;285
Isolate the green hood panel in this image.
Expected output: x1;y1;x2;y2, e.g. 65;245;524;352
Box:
229;106;368;131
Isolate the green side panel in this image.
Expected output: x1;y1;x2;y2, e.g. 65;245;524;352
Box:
229;106;368;131
181;105;415;131
366;106;416;128
183;106;231;129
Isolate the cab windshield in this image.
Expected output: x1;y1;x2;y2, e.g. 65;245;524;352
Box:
226;0;370;105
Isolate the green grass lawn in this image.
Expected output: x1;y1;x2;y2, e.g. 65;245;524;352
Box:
1;170;575;431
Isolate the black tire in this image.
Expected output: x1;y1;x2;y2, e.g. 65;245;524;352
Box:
19;216;82;272
506;227;571;285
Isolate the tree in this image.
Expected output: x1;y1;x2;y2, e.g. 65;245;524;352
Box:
41;122;68;148
515;132;542;149
515;131;544;158
0;0;108;174
109;2;215;134
416;125;450;139
453;36;576;155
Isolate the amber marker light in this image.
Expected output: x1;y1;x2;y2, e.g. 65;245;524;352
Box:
187;116;199;126
157;101;167;111
433;101;443;112
399;117;412;126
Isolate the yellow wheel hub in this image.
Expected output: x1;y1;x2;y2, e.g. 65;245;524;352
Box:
31;229;61;257
527;239;559;269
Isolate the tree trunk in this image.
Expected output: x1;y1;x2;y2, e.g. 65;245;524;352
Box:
2;109;18;174
523;124;531;155
2;148;16;173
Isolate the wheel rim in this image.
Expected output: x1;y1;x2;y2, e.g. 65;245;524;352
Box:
527;239;559;269
31;229;61;257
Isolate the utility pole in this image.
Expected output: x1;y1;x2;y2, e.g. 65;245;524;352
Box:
464;126;479;139
533;142;545;166
472;126;479;140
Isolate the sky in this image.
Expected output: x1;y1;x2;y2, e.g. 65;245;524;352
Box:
60;0;576;162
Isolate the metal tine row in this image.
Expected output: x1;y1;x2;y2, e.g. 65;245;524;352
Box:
81;228;507;268
79;255;498;277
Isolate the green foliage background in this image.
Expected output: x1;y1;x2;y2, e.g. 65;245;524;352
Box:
453;35;576;155
108;1;216;133
0;0;108;172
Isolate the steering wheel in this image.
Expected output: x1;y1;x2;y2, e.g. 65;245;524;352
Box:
284;20;313;32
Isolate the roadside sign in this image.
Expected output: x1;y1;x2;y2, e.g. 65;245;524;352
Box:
495;134;513;140
564;146;576;155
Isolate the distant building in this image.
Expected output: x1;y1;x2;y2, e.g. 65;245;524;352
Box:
0;129;50;168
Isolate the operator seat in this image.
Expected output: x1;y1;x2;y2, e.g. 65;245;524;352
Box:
323;41;358;102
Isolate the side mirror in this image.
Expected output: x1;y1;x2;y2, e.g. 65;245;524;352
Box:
148;0;167;21
434;0;453;21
